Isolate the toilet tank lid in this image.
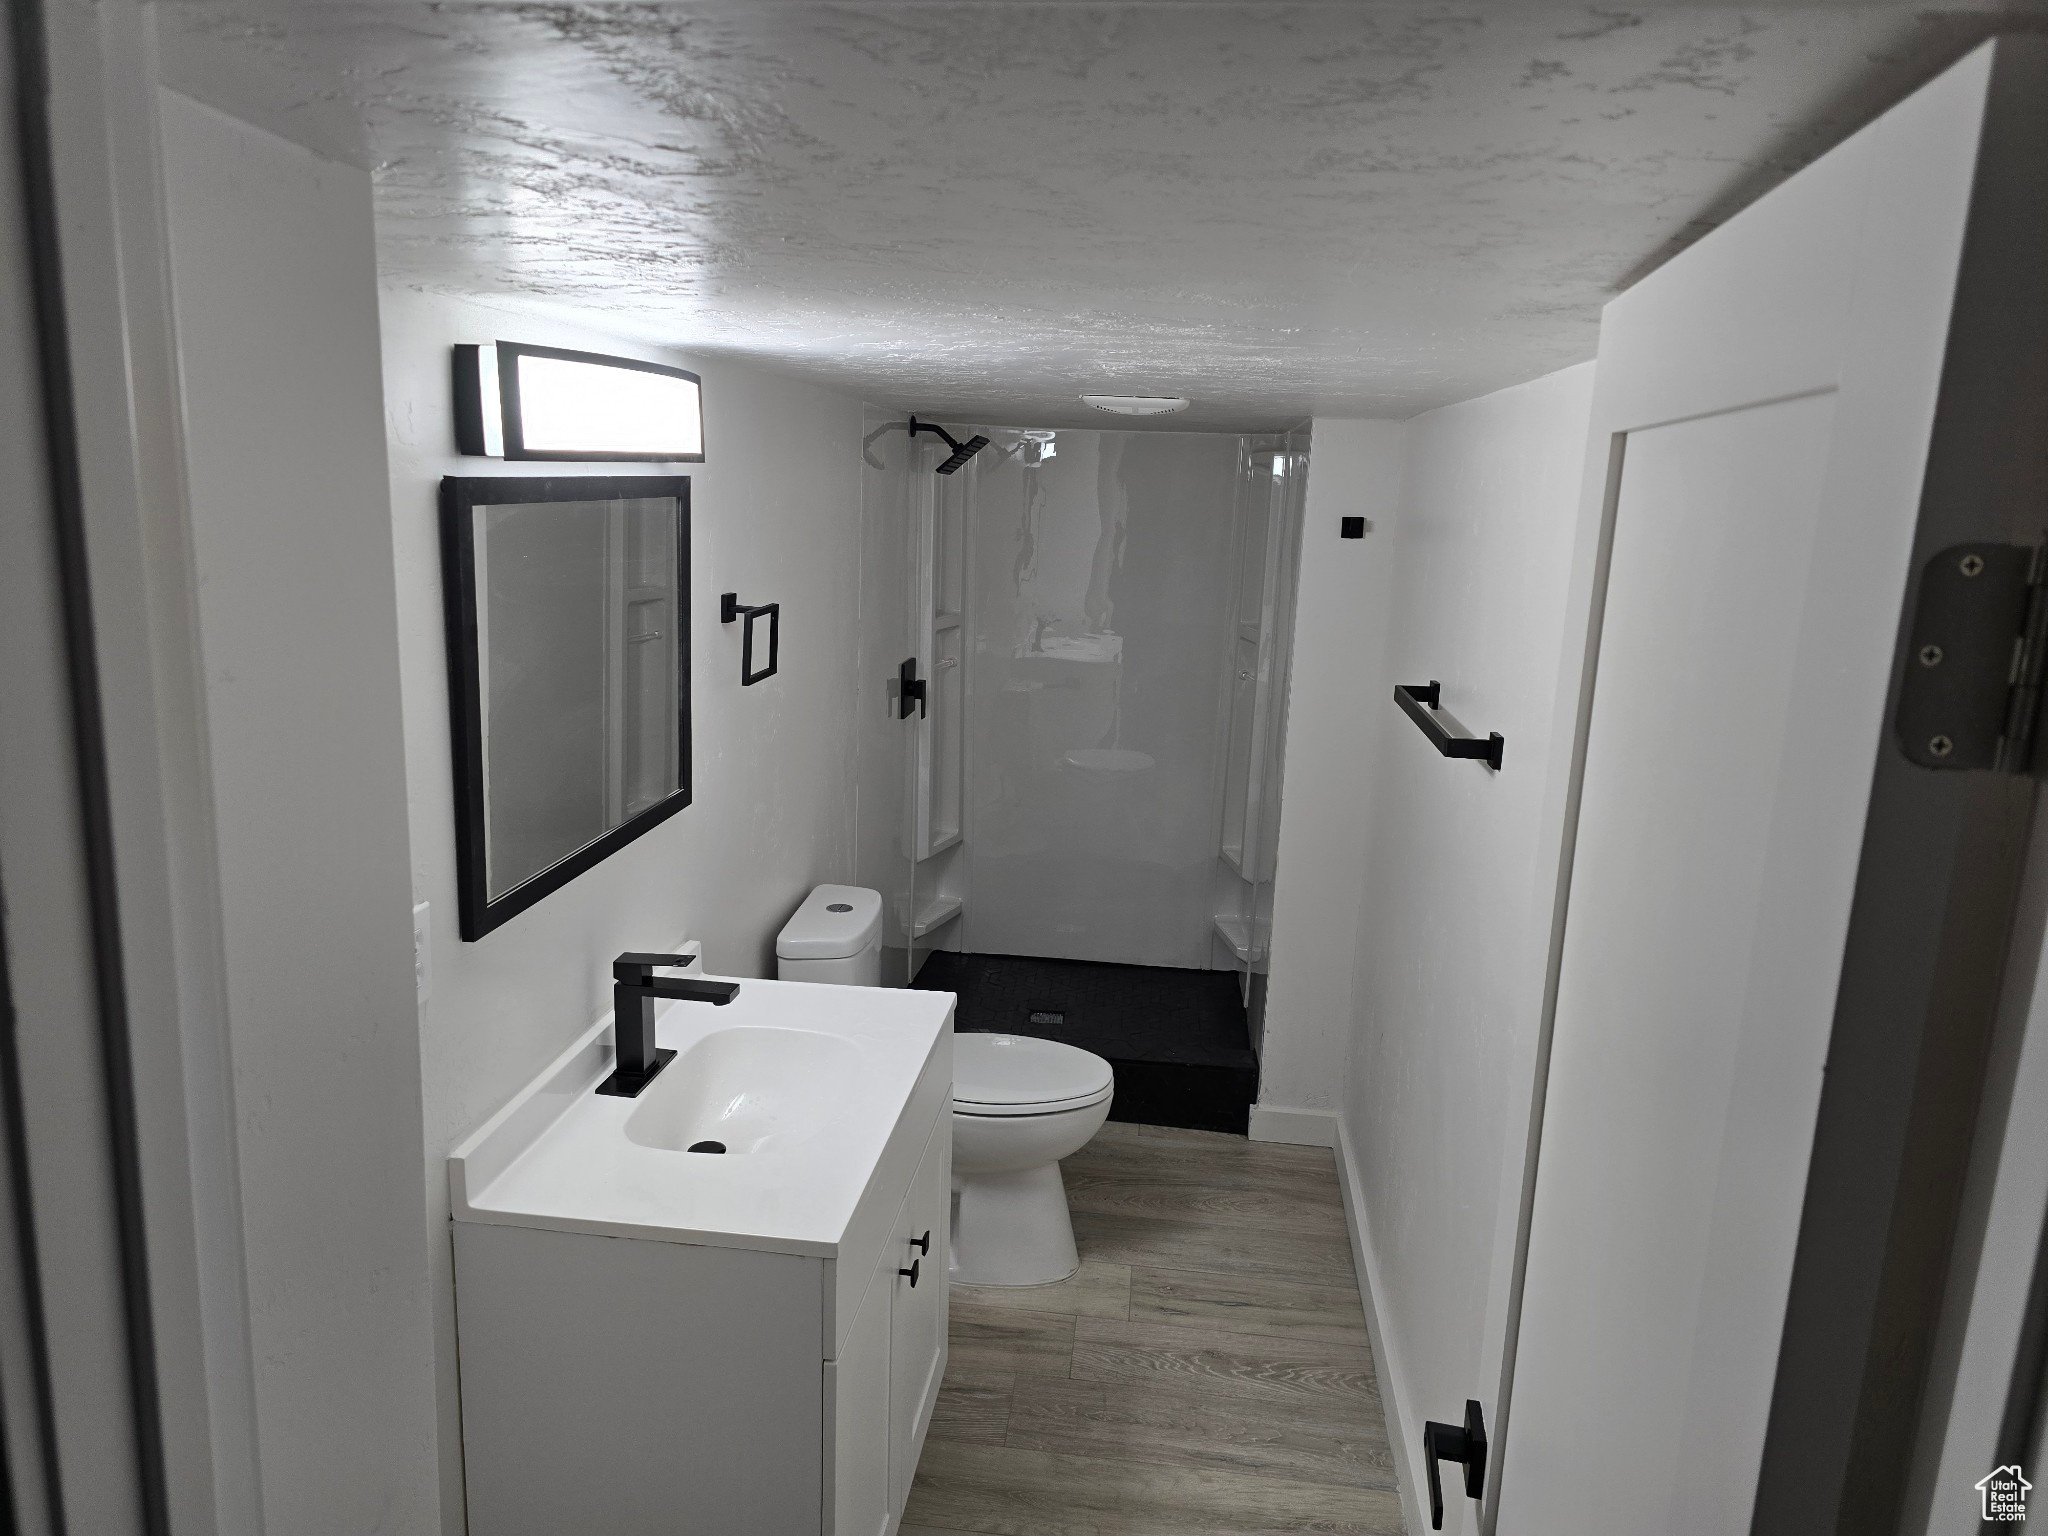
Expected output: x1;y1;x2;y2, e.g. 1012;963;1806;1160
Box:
776;885;884;960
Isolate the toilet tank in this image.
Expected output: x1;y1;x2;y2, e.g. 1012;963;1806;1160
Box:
776;885;884;986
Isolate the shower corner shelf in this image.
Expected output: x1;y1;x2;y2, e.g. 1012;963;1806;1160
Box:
1213;914;1266;964
916;831;961;861
909;895;964;940
1219;843;1259;881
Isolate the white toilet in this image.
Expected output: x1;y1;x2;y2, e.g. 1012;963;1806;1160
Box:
774;884;884;985
775;885;1115;1286
950;1033;1113;1287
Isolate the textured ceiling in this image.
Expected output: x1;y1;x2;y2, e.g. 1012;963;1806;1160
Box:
160;2;2048;429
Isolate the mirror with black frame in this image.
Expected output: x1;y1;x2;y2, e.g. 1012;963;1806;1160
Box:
440;475;691;939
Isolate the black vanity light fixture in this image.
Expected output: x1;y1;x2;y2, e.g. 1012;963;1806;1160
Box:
453;342;704;462
721;592;780;686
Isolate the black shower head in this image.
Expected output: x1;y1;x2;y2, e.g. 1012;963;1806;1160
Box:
908;416;991;476
936;434;990;475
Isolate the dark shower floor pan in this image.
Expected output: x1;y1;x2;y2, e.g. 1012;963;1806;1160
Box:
909;950;1259;1135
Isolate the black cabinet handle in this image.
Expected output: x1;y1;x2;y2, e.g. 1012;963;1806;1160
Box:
1422;1400;1487;1530
898;1257;920;1287
911;1230;931;1256
1396;681;1504;770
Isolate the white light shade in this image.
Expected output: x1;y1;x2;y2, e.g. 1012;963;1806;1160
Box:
1080;394;1191;416
514;353;702;458
455;342;704;461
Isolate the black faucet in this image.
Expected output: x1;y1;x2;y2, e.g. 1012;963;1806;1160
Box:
596;953;740;1098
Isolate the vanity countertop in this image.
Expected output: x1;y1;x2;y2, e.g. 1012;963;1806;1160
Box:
448;977;954;1258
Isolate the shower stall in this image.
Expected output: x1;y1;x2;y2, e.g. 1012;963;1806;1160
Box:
857;416;1307;1128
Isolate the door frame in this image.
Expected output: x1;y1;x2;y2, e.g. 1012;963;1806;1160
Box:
1752;42;2048;1530
1;1;261;1531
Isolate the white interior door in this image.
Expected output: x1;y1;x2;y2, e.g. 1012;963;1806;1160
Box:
603;504;678;824
1506;394;1845;1531
1498;39;2048;1535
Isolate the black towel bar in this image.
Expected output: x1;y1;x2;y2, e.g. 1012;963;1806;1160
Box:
721;592;780;686
1395;680;1504;771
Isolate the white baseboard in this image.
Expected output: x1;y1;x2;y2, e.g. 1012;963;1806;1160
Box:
1332;1115;1428;1536
1247;1103;1339;1147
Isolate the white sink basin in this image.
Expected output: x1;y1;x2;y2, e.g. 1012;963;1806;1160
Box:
447;976;954;1257
624;1026;865;1155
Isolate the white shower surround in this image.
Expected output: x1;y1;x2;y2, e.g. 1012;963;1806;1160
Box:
960;429;1245;968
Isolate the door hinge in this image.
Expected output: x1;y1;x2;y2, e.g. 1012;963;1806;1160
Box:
1896;542;2048;774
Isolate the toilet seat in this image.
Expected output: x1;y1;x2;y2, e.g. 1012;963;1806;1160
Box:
952;1033;1113;1118
955;1083;1114;1118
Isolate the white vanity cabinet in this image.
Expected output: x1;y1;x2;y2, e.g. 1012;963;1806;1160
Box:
447;981;954;1536
829;1114;950;1536
887;1118;949;1515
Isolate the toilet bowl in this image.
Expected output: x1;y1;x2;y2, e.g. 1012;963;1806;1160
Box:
772;892;1112;1285
775;885;883;985
951;1033;1114;1286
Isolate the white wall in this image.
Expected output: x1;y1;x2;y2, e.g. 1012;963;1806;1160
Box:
158;91;442;1531
382;289;872;1527
1255;421;1407;1133
159;85;878;1532
1255;368;1593;1527
1341;364;1592;1530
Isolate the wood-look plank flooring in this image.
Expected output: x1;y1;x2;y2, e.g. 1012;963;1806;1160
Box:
903;1121;1404;1536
